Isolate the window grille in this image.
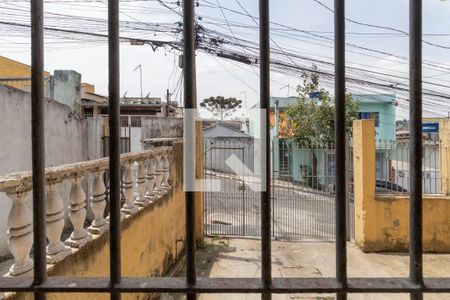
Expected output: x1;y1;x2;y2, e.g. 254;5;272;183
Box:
1;1;448;300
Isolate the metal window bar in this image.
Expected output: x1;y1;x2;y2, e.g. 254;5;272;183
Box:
334;0;347;298
1;0;449;299
259;0;271;299
409;1;424;299
108;0;121;298
182;0;197;299
31;0;47;299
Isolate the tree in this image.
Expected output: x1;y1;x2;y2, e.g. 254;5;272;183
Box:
200;96;242;120
284;65;359;187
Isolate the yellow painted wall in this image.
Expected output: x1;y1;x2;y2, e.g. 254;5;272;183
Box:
371;194;450;252
353;119;376;247
0;56;50;92
81;83;95;94
10;142;194;300
353;119;450;252
438;119;450;195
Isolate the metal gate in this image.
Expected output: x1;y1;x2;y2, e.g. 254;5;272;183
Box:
203;139;354;240
203;139;262;237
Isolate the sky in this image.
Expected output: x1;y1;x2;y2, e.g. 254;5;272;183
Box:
1;0;450;120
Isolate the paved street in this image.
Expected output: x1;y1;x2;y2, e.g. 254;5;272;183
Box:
204;175;354;240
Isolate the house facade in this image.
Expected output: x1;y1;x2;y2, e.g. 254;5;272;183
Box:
264;94;397;188
203;122;254;174
353;93;396;141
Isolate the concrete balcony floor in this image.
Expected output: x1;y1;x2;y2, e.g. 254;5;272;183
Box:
179;237;450;300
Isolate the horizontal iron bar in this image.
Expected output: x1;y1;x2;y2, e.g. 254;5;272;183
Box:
1;277;449;293
0;277;34;291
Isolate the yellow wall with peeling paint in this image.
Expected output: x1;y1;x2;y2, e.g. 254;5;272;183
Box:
353;119;450;252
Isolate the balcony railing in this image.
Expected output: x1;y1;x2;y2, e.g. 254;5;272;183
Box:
0;147;172;276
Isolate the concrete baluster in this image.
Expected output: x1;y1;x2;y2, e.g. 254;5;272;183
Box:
154;155;165;197
161;153;171;191
135;160;148;207
65;175;92;248
88;171;108;235
121;163;138;214
7;190;33;276
145;158;156;202
46;183;71;263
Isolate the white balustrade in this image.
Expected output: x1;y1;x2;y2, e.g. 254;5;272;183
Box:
135;160;148;207
6;190;33;276
46;183;71;263
0;147;173;275
65;175;92;248
88;171;108;235
121;163;138;214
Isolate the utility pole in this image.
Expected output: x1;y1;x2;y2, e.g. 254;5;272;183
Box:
133;64;143;99
166;88;170;117
280;84;291;97
239;90;248;118
240;90;248;109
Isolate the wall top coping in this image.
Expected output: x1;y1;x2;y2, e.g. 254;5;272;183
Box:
0;147;172;193
376;194;450;201
141;138;183;144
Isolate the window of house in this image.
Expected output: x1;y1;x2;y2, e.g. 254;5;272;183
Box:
83;107;93;117
358;112;380;127
130;116;142;127
120;115;129;127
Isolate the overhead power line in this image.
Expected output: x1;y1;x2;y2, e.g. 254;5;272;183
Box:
310;0;450;50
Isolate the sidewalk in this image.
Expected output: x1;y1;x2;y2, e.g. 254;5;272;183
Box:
195;238;450;300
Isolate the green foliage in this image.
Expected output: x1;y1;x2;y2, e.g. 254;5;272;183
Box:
200;96;242;120
285;65;359;145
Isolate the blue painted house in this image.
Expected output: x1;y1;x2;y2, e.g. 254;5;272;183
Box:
353;94;396;141
261;94;397;186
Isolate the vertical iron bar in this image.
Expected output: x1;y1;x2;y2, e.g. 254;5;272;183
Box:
108;0;121;298
409;0;423;299
183;0;197;298
259;0;271;298
335;0;347;299
31;0;47;298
